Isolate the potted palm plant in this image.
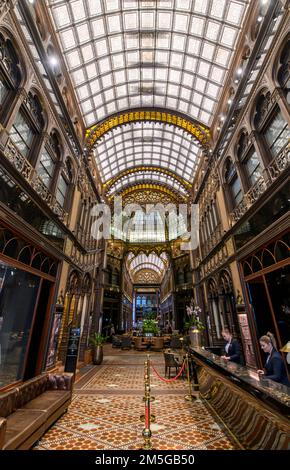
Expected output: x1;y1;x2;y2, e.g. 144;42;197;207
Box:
90;332;108;365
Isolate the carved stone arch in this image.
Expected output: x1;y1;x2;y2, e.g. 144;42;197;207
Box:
235;128;249;160
251;87;272;130
50;128;63;160
223;156;236;184
27;86;48;131
0;27;24;88
81;273;92;294
275;34;290;99
218;269;233;295
67;270;81;295
207;277;218;298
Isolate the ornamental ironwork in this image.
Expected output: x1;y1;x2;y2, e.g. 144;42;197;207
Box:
4;139;68;223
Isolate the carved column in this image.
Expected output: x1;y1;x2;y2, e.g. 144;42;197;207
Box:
30;131;49;170
272;87;290;127
93;240;106;334
235;160;250;193
50;160;63;198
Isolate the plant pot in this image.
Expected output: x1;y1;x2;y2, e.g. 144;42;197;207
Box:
93;345;103;365
189;329;202;348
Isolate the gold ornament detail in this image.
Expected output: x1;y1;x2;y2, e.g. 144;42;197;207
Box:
105;166;191;193
85;110;210;149
119;187;181;206
134;269;161;284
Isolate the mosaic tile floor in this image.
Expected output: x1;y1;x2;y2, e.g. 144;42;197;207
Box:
34;346;237;450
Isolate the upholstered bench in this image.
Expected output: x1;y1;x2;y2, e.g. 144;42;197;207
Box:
0;372;73;450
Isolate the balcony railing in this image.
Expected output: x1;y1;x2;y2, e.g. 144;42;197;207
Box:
4;138;68;224
231;143;290;224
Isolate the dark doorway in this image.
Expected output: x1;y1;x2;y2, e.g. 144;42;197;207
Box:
23;279;53;380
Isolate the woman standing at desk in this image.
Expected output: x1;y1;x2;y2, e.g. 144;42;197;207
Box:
221;328;241;364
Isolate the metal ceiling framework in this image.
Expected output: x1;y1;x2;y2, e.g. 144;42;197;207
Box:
127;252;169;283
46;0;250;200
105;165;191;196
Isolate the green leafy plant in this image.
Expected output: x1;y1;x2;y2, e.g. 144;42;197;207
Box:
89;332;108;347
142;319;159;335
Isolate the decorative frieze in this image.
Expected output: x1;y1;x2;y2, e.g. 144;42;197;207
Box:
201;243;229;278
199;169;220;213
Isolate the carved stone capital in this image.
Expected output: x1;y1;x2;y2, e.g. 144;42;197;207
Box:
16;87;28;102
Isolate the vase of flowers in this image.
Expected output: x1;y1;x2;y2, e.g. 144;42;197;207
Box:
184;301;205;348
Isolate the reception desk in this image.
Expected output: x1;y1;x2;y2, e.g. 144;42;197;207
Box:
190;347;290;450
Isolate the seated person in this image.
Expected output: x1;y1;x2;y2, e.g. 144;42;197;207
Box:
257;332;290;386
166;322;172;334
221;328;241;364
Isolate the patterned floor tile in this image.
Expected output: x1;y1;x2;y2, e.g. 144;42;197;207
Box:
34;347;237;450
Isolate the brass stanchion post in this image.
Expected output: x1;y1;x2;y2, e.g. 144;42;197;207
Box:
184;353;196;401
140;356;154;450
140;355;155;422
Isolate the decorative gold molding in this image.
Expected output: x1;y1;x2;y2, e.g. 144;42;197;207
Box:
124;244;171;257
112;185;184;206
134;268;161;284
85;110;210;149
105;165;191;194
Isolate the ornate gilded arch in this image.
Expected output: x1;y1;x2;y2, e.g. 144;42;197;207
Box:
85;109;211;150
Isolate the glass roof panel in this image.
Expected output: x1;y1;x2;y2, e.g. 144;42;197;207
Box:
107;171;189;196
47;0;250;129
94;121;201;183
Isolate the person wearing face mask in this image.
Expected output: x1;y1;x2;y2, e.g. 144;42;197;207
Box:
220;328;241;364
257;332;290;386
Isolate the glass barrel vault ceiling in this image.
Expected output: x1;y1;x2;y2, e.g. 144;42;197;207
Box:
96;121;200;182
48;0;249;127
106;170;189;196
47;0;250;187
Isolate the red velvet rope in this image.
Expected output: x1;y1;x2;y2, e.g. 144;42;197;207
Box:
145;402;149;429
151;360;186;382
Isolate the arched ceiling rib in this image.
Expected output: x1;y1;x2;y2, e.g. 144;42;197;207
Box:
48;0;249;128
93;121;202;182
129;253;165;271
105;166;191;195
85;109;210;148
128;253;166;278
